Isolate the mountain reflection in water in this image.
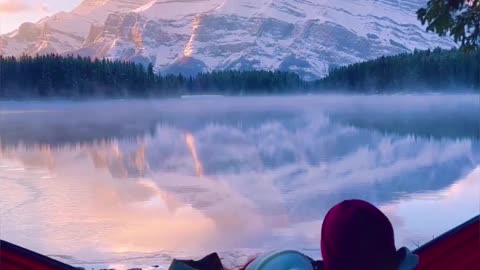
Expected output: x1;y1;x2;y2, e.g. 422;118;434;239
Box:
0;95;478;269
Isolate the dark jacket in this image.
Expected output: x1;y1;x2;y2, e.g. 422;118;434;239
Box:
168;253;224;270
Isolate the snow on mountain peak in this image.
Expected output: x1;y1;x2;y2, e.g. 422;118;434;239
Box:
0;0;454;79
133;0;223;19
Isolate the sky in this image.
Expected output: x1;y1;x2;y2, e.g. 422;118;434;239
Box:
0;0;81;34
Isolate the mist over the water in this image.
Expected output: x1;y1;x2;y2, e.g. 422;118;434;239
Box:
0;94;478;145
0;94;479;270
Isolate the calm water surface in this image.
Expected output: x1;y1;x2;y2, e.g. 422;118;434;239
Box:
0;95;479;269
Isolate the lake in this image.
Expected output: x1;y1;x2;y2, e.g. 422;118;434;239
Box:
0;95;479;270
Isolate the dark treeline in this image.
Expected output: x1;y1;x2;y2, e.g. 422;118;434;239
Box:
0;54;304;98
1;48;479;98
317;48;480;92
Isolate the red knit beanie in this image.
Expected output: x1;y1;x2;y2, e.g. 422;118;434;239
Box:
321;200;397;270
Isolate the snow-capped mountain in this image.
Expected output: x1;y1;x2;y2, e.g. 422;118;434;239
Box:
0;0;454;79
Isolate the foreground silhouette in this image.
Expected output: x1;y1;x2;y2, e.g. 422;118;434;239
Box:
169;200;478;270
1;200;478;270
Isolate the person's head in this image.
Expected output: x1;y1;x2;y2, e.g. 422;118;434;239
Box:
321;199;398;270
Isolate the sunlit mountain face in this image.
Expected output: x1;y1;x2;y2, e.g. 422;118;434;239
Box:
0;95;478;269
0;0;453;79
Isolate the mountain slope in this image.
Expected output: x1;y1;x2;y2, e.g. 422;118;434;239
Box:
0;0;150;56
0;0;454;79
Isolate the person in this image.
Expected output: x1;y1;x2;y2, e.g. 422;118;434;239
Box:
242;199;418;270
168;199;418;270
320;199;418;270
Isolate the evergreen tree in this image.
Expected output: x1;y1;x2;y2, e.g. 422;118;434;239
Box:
1;50;477;99
317;48;479;92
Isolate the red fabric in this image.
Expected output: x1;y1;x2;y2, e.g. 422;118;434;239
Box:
321;200;397;270
415;216;480;270
0;240;75;270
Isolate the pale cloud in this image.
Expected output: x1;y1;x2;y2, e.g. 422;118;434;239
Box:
40;3;50;13
0;0;50;14
0;0;29;13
